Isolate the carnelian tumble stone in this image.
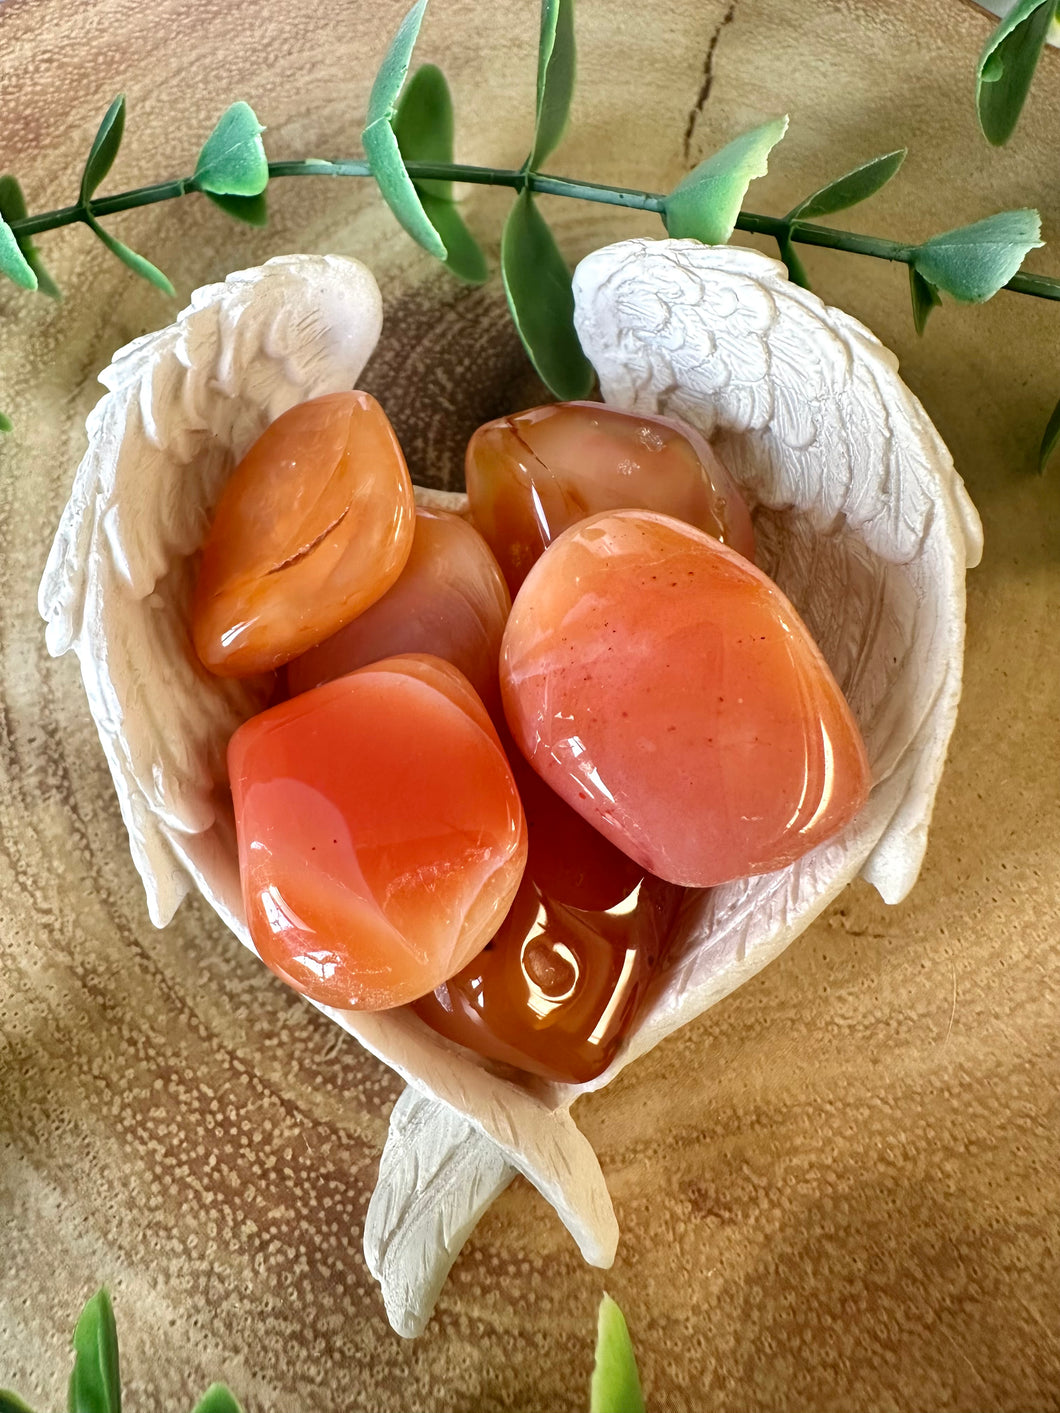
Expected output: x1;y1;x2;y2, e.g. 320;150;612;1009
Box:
497;721;643;913
413;873;682;1085
193;391;415;676
412;720;676;1083
465;400;756;595
229;654;528;1011
287;508;511;715
501;509;871;889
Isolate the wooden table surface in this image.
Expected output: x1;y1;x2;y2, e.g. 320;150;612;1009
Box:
0;0;1057;1408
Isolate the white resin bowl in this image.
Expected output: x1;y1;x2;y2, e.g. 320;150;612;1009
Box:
38;240;983;1337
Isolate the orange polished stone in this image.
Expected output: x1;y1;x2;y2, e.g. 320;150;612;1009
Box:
499;722;643;913
193;392;415;676
413;723;672;1084
413;872;682;1084
465;400;755;594
287;509;511;713
229;654;527;1010
501;510;871;888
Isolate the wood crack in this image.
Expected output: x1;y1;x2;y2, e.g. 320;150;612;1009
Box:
682;1;738;162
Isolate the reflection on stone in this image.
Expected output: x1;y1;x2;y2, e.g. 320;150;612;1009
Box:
287;509;510;714
501;509;870;887
466;400;754;594
229;654;527;1010
193;392;414;676
413;871;683;1084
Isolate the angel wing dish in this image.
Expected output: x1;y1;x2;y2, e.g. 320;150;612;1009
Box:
39;240;983;1337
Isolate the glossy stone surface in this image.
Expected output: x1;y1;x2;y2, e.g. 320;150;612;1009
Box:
229;653;527;1010
287;508;511;712
501;510;871;888
465;400;755;593
412;725;674;1084
498;722;644;913
413;873;682;1084
193;391;415;676
9;2;1051;1395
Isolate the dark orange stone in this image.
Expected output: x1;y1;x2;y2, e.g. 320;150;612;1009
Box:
411;719;678;1085
465;400;755;594
412;872;682;1084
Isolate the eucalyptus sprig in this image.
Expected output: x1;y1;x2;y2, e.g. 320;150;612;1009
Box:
976;0;1059;145
591;1293;646;1413
0;1287;645;1413
2;0;1060;467
0;1288;244;1413
499;0;594;399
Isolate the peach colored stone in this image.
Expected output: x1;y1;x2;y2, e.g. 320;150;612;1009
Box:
229;653;527;1010
501;510;871;888
287;509;511;713
193;392;414;676
465;400;755;594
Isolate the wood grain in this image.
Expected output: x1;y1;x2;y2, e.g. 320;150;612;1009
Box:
0;0;1058;1408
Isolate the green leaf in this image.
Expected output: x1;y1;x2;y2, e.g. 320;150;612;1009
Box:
909;266;941;335
0;412;12;433
1037;391;1060;472
362;0;447;260
786;149;906;222
976;0;1053;146
85;213;175;296
664;116;789;245
529;0;576;170
365;0;428;129
393;65;487;283
0;214;37;290
913;208;1042;303
81;95;125;204
590;1295;645;1413
204;190;269;226
0;175;60;297
190;1384;245;1413
501;187;593;399
981;51;1005;83
0;1390;38;1412
777;231;810;289
420;192;487;283
68;1289;121;1413
393;64;454;198
195;102;268;197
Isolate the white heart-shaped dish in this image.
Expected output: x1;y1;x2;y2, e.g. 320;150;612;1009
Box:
39;241;982;1336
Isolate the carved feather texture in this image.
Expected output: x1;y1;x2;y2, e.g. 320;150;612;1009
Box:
39;242;981;1336
364;1088;514;1337
39;255;385;928
566;237;982;1092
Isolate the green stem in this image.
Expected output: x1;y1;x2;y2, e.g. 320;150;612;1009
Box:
12;177;197;236
7;158;1060;302
407;164;668;212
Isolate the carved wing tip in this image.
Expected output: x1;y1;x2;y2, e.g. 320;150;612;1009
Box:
958;492;985;568
37;562;74;650
861;830;927;905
